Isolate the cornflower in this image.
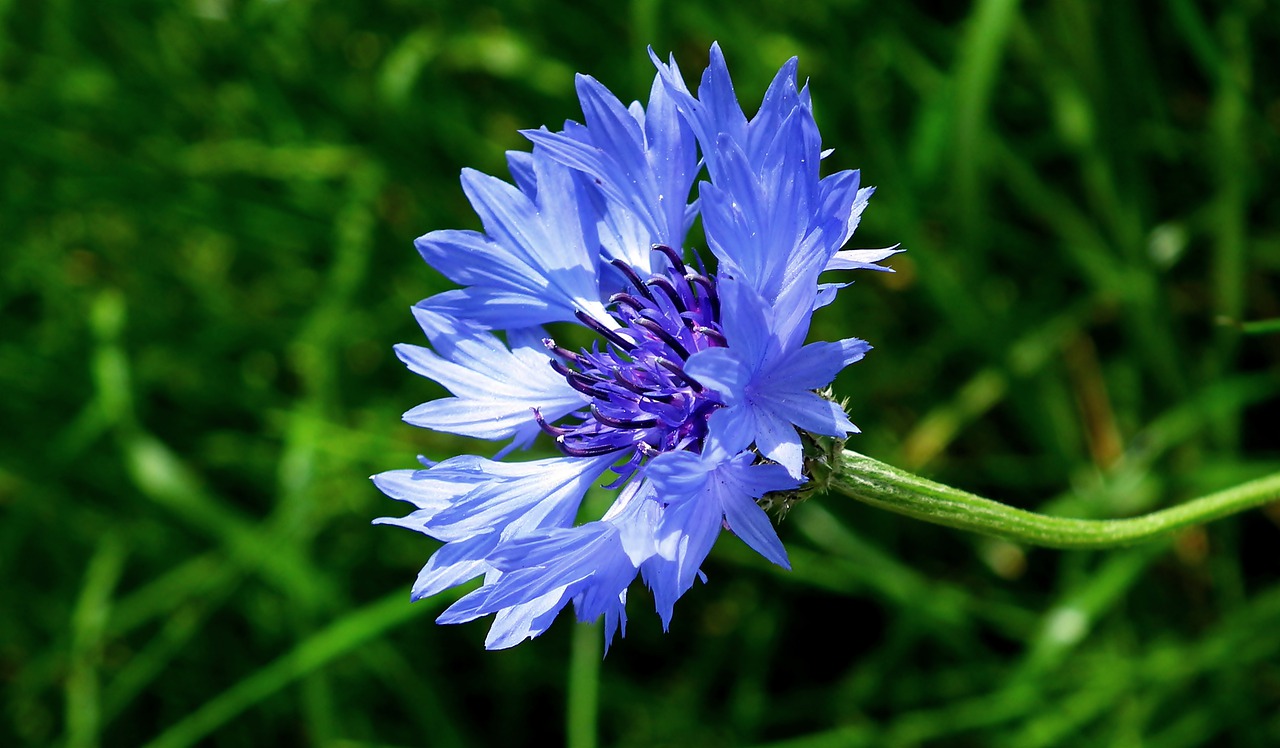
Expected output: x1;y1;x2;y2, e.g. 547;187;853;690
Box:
375;43;898;649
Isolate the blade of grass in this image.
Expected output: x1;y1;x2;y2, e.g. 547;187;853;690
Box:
1240;318;1280;335
951;0;1021;238
1206;8;1251;449
790;504;1037;639
566;620;602;748
140;590;454;748
65;534;126;748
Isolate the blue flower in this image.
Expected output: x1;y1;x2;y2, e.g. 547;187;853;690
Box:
375;44;897;649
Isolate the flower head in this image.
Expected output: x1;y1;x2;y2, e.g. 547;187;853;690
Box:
375;43;898;649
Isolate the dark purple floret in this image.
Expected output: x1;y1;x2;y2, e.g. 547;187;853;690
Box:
538;245;727;481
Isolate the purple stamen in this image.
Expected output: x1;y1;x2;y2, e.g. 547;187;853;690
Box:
658;359;703;391
591;405;659;430
645;275;688;313
542;260;728;465
652;244;686;273
694;326;727;347
635;318;691;359
609;292;647;314
533;408;570;436
574;309;636;351
610;259;656;302
556;438;627;458
688;274;720;320
542;338;582;363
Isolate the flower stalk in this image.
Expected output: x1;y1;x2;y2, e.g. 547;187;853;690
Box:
827;450;1280;549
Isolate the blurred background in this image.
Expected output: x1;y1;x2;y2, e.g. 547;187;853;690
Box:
4;0;1280;746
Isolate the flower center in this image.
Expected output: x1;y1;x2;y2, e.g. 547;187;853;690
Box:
537;245;726;483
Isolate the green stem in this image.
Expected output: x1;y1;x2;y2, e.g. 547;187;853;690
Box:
566;620;601;748
830;450;1280;549
1241;318;1280;336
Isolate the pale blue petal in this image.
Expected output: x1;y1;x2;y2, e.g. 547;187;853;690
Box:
713;276;773;374
506;150;536;196
648;490;721;628
705;405;755;455
694;42;748;181
753;408;804;477
417;288;564;328
813;282;847;309
643;75;698;242
410;533;499;601
816;169;860;247
762;337;870;391
426;454;615;542
825;244;903;272
444;156;603;325
746;57;802;163
644;450;709;497
574;74;655;218
402;398;543;442
370;468;473;511
483;588;572;650
460;167;554;272
764;390;856;437
682;347;750;405
699;138;766;286
395;310;585;443
719;490;790;569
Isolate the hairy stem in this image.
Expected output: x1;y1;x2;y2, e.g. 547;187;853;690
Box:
830;450;1280;549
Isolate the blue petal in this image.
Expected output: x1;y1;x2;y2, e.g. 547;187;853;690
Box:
813;282;848;309
608;487;662;565
435;154;606;327
643;450;710;497
816;169;860;246
395;308;585;445
705;405;756;455
765;390;857;437
746;56;802;162
825;244;903;273
693;43;748;181
682;347;751;406
401;398;544;445
642;75;698;242
461;165;578;277
720;489;790;570
768;228;830;349
590;181;656;276
439;581;573;650
426;453;616;542
413;229;517;287
370;467;476;511
574;74;656;219
414;229;603;324
506;150;536;196
483;589;573;650
444;520;642;649
416;288;564;329
468;563;595;616
699;138;768;288
410;532;500;601
648;491;721;629
526;71;697;261
761;337;870;391
712;457;798;568
753;408;804;477
713;276;774;373
818;182;877;253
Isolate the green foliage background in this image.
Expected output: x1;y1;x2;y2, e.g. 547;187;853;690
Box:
4;0;1280;746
